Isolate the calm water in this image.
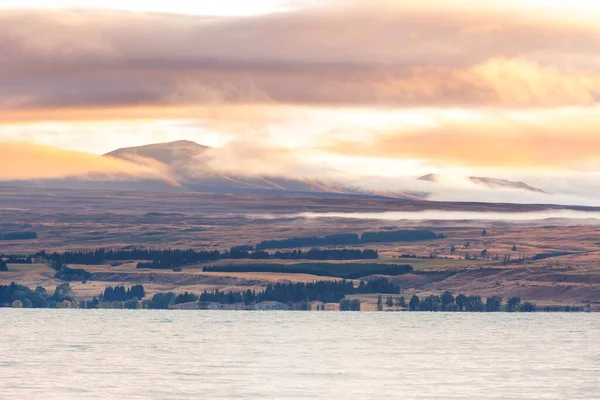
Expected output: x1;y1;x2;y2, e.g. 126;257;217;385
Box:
1;310;599;400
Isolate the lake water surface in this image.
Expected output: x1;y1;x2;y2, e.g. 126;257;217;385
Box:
1;310;599;399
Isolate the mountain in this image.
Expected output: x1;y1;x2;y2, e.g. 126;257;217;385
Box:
468;177;548;194
417;173;440;183
418;173;548;194
106;140;210;171
2;140;552;200
104;140;420;198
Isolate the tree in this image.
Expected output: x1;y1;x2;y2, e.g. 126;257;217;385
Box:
377;295;383;311
340;298;361;311
520;302;536;312
466;295;484;312
450;245;456;254
465;241;471;248
455;294;468;311
485;296;502;312
127;284;146;300
174;292;199;305
409;295;420;311
0;259;7;272
48;258;63;271
396;296;407;308
339;299;352;311
481;249;488;259
151;292;176;309
441;291;455;311
54;283;72;300
511;245;518;252
421;295;441;311
113;286;127;302
482;229;488;237
386;296;394;307
507;296;521;312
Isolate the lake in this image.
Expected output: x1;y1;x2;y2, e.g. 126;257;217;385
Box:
1;310;598;399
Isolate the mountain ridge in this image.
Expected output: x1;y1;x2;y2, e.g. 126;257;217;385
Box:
104;140;420;198
418;173;548;194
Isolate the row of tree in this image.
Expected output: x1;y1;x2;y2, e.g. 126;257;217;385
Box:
35;247;379;268
407;292;536;312
0;282;72;308
1;255;33;264
0;232;37;241
199;278;402;305
231;248;378;260
0;279;561;313
256;230;442;250
101;285;146;302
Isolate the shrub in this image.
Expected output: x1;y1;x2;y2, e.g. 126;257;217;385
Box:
174;292;199;304
149;292;176;309
54;266;92;282
520;302;536;312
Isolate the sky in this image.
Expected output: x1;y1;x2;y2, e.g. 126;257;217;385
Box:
2;0;600;204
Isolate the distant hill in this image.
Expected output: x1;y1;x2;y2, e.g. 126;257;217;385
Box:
468;177;548;194
417;173;440;183
104;140;420;198
5;140;412;198
2;139;553;200
418;173;548;194
106;140;210;170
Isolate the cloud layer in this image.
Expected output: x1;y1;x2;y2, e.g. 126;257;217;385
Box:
1;1;600;113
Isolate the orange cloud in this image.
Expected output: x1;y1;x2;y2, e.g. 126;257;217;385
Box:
323;112;600;170
0;104;308;126
0;141;173;181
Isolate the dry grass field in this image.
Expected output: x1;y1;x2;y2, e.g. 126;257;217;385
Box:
1;186;600;308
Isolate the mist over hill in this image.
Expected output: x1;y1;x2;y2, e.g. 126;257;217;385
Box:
418;174;548;194
0;140;565;202
105;140;403;197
